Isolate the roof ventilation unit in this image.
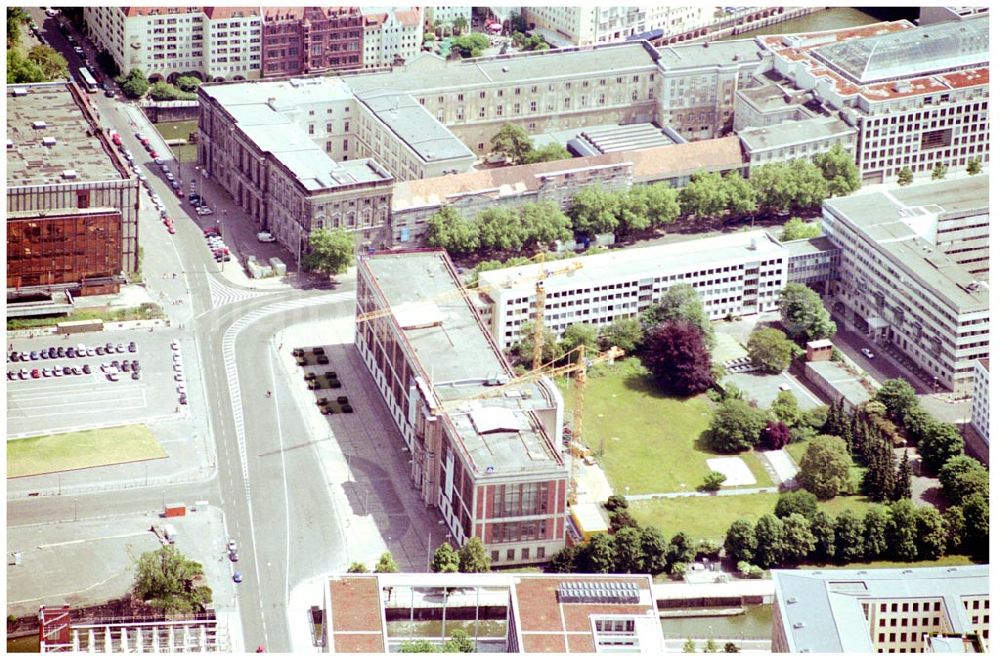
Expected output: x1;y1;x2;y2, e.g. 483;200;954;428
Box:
42;137;57;147
793;622;805;629
33;121;48;129
11;87;29;97
61;169;78;180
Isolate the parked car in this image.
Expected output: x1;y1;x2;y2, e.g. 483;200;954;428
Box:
167;225;176;234
256;231;276;243
131;371;141;380
149;150;159;159
42;368;52;377
233;571;243;584
30;368;39;379
861;348;875;359
229;550;239;562
82;364;92;374
128;342;137;353
153;157;164;165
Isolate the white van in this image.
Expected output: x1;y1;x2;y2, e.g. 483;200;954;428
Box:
162;524;177;544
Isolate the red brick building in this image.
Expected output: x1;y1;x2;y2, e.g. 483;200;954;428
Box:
356;250;567;566
261;6;363;78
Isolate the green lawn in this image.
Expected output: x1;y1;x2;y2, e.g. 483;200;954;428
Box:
631;493;879;543
798;555;974;570
154;120;198;163
557;358;770;494
712;332;748;364
7;425;166;477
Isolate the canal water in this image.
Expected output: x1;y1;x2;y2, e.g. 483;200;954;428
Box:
721;7;898;40
660;604;773;641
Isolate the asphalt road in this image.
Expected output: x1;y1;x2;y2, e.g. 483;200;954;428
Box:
12;12;361;651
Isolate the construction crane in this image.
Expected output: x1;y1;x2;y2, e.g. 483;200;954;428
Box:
356;254;583;361
439;344;624;505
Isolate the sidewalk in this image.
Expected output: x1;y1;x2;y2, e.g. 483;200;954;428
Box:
286;575;328;653
626;486;778;501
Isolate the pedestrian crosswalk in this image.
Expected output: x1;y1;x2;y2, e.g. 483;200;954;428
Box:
207;277;269;308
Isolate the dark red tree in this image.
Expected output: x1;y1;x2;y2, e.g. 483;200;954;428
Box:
759;420;791;450
638;320;713;396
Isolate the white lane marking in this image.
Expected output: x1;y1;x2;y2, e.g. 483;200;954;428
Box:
37;531;150;549
220;290;354;648
267;336;292;602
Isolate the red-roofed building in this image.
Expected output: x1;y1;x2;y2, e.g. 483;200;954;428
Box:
84;6;262;82
261;7;363;78
362;7;424;69
323;573;663;654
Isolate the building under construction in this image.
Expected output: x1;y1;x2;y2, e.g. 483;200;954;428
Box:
355;249;568;566
6;83;139;313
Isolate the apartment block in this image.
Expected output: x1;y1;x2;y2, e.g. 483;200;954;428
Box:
760;16;989;183
324;573;662;653
969;358;989;447
6;83;139;306
425;6;472;31
362;7;424;69
83;6;262;82
355;250;567;565
260;6;362;78
523;6;713;47
478;230;788;348
772;566;990;653
822;176;989;392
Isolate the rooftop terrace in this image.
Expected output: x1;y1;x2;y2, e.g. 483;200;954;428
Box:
361;251;561;478
7;84;126;187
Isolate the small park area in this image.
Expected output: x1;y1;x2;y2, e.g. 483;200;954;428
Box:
7;425;166;478
154;120;198;163
559;358;771;495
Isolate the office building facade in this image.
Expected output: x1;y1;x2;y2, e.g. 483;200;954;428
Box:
969;358;989;446
356;250;567;565
478;230;788;348
822;176;989;392
523;6;713;47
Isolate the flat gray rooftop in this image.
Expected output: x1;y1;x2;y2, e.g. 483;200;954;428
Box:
479;229;786;296
783;235;838;257
824;176;989;313
354;89;473;163
739;116;855;152
343;42;658;96
363;251;561;477
658;38;765;70
773;565;989;653
7;84;125;187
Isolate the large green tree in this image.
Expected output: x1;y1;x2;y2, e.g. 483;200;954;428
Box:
27;45;68;80
522;142;572;164
796;435;852;499
302;227;355;277
431;542;460;573
917;420;964;475
560;323;598;358
489;122;533;164
513;320;561;368
132;546;213;615
638;320;714;396
779;283;836;342
780;513;816;565
476;207;524;251
612;527;645;573
582;533;616;573
640;283;714;347
753;514;785;569
425;206;480;254
861;507;889;560
775;490;818;519
598;317;643;354
724;519;757;565
450;33;490;58
779;217;822;242
637;183;681;228
938;454;989;506
707;399;767;453
833;510;865;563
117;68;150;99
810;511;837;562
458;537;491;573
914;507;947;560
570;186;621;236
961;493;989;560
374;551;399;573
519;201;573;247
747;327;796;373
638;527;670;575
812;144;860;197
7;49;45;84
874;379;919;425
884;499;919;561
771;390;802;427
679;171;729;219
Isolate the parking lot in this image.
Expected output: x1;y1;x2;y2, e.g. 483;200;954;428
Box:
7;329;193;438
723;370;823;410
6;506;236;619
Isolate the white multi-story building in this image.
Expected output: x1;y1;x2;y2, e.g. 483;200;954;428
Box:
761;16;989;183
83;6;262;82
969;358;989;445
523;6;713;47
773;566;990;653
362;7;424;69
822;176;989;393
477;230;789;348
